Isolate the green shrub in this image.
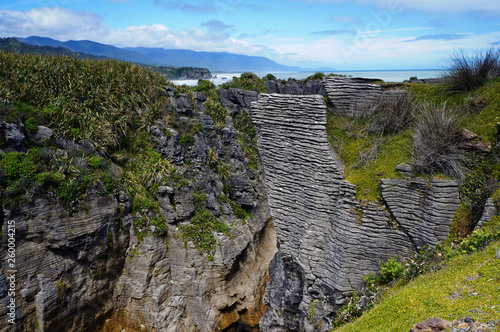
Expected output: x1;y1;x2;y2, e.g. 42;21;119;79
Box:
305;72;325;81
229;200;250;221
179;210;231;260
364;256;405;286
0;51;168;148
193;192;208;211
233;111;259;170
219;72;268;93
204;98;227;128
378;256;405;284
265;73;277;80
180;134;195;146
193;79;216;93
218;194;228;203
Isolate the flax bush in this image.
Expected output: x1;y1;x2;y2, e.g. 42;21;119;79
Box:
0;51;168;148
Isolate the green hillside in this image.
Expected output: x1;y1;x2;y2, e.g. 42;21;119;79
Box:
335;235;500;331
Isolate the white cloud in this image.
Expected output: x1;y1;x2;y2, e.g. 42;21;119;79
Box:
1;6;499;70
0;7;103;39
0;7;264;55
263;30;500;69
302;0;500;15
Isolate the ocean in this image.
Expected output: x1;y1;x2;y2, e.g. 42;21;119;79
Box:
171;69;446;87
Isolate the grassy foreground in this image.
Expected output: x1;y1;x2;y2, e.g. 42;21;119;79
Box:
336;239;500;331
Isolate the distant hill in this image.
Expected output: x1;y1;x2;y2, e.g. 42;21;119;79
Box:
127;47;302;72
15;36;302;72
0;37;107;60
16;36;154;64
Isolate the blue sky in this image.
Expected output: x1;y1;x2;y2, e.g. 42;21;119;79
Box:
1;0;500;70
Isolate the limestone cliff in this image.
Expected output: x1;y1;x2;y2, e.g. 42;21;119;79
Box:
251;94;417;331
105;92;277;331
1;77;464;332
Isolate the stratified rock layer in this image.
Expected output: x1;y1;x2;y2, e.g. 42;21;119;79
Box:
322;77;383;117
0;194;131;332
251;94;415;331
381;178;461;249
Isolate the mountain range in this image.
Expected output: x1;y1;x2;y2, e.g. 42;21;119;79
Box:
15;36;302;72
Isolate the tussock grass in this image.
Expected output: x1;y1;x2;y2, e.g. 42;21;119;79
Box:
445;48;500;92
411;102;465;179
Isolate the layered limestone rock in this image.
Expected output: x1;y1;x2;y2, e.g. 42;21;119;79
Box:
0;194;131;332
381;179;461;249
265;79;326;96
0;89;277;332
251;94;416;331
322;77;384;117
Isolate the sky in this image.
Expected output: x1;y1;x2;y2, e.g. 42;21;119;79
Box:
1;0;500;70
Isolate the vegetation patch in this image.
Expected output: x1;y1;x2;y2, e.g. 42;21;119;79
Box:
0;51;167;149
327;111;411;201
219;72;269;92
233;111;259;170
0;147;118;209
334;238;500;332
179;209;231;260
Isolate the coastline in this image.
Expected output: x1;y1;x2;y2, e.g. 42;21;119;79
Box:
172;69;446;86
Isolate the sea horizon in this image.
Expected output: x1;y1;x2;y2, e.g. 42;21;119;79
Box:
172;69;447;87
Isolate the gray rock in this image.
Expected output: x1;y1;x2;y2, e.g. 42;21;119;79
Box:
322;76;383;117
2;121;26;152
475;198;497;230
266;79;326;96
217;88;259;114
252;94;414;331
0;194;131;331
381;178;460;249
395;163;414;177
151;125;184;164
169;93;193;117
30;126;53;146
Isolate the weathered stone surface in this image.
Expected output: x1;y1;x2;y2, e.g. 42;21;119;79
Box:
458;128;492;157
217;88;259;114
410;317;452;332
396;162;414;177
266;79;326;96
323;76;383;117
475;198;498;230
1;120;26;152
381;178;460;249
169;68;211;80
0;194;131;332
30;126;53;146
252;94;414;331
151;125;184;164
104;105;277;331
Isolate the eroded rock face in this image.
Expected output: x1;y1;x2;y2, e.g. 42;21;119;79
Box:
266;79;326;96
251;94;416;331
322;77;383;117
381;178;461;250
217;88;259;115
104;96;277;332
0;194;131;332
